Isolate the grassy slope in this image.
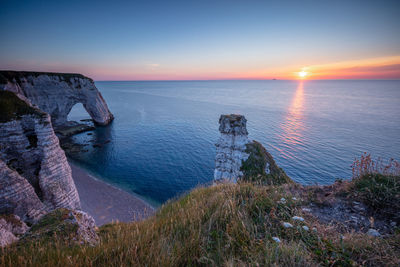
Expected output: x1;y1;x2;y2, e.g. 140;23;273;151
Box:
2;179;399;267
241;141;292;185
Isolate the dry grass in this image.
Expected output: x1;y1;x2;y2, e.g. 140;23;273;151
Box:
1;182;399;266
351;153;400;178
349;154;400;220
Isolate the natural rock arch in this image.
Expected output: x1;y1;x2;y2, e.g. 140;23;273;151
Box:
0;71;114;127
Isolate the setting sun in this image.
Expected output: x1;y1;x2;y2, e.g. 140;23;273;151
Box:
298;70;308;78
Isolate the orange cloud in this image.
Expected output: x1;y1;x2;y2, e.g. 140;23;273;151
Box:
301;56;400;79
232;56;400;80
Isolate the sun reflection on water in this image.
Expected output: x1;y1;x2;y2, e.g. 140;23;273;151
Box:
278;82;305;158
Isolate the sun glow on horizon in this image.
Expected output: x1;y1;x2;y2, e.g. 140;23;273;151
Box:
298;70;308;79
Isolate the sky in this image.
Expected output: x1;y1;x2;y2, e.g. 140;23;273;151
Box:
1;0;400;80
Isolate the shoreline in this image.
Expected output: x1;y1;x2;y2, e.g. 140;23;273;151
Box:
69;161;155;226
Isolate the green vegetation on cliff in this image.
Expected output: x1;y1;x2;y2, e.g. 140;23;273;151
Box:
0;91;45;123
241;141;292;185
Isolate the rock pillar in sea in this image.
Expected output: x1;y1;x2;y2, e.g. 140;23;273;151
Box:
214;114;250;183
214;114;292;185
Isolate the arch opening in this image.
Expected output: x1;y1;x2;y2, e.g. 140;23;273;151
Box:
67;103;91;123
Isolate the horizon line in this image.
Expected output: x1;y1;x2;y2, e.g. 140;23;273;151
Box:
94;78;400;82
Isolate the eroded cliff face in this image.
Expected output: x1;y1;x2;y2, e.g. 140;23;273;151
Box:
0;91;80;223
214;114;292;184
0;160;46;223
0;71;113;126
214;114;250;182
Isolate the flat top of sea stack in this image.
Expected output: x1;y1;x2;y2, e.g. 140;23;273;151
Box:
220;114;246;122
218;114;248;135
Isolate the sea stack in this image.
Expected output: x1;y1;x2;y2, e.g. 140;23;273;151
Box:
214;114;250;183
214;114;292;184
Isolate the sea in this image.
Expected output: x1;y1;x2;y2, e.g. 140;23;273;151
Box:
66;80;400;206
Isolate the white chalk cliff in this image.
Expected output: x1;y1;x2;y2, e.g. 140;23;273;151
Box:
214;114;250;183
0;90;80;223
0;71;113;126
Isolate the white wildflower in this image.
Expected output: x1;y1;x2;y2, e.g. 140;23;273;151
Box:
282;222;293;228
302;226;309;231
272;237;281;243
292;216;305;222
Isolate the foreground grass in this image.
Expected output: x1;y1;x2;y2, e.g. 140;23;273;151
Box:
1;181;399;267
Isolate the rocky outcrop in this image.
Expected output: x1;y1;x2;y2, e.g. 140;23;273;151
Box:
0;71;113;126
25;208;98;246
214;114;250;182
0;214;29;247
214;114;291;184
0;159;46;223
0;91;80;223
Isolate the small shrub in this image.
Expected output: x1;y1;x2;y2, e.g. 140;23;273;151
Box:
350;154;400;220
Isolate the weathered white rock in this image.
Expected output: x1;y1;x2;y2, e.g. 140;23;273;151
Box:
70;210;99;245
25;208;99;246
367;228;381;237
0;215;29;247
214;114;250;183
0;71;113;126
0;159;46;223
0;226;18;247
0;92;80;223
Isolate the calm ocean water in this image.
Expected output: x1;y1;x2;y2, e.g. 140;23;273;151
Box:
67;80;400;206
